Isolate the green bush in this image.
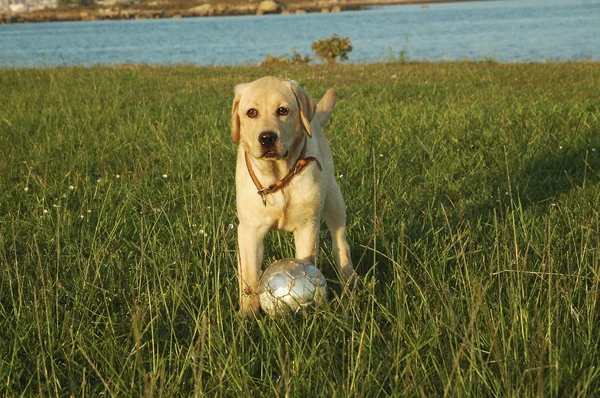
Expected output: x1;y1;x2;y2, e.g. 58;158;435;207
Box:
311;35;353;64
288;48;311;65
260;54;290;67
260;48;312;67
259;37;353;67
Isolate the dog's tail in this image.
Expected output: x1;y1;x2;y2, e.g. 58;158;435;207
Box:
313;89;337;127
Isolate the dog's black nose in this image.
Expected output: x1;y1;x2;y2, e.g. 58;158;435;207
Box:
258;131;278;148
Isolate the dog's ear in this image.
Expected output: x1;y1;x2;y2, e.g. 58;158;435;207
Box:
290;82;316;137
231;84;247;144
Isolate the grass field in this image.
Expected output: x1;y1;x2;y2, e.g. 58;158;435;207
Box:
1;61;599;396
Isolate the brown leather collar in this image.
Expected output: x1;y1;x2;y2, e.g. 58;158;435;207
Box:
245;138;322;206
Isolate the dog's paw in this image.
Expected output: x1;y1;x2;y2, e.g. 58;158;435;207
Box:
340;266;359;286
239;295;261;318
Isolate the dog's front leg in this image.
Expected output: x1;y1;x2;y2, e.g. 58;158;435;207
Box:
237;223;266;316
293;221;320;266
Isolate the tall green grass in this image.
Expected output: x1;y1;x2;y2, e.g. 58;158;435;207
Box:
1;62;599;396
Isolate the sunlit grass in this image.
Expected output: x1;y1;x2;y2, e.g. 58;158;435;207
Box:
1;62;599;395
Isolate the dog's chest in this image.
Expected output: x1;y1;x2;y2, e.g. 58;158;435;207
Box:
263;178;322;232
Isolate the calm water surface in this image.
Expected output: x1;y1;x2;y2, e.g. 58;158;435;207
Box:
0;0;599;67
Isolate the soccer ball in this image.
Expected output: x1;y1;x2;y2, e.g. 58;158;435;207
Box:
258;258;328;316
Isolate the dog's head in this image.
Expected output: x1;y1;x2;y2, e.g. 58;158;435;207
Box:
231;77;316;160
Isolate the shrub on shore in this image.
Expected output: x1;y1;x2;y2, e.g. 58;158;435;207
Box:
260;48;312;66
261;35;353;66
312;35;353;64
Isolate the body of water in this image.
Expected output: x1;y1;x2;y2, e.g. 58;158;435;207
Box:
1;0;599;67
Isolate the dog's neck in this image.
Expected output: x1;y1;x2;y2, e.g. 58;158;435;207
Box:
244;135;322;206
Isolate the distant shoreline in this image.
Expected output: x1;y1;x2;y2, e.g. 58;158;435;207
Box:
1;0;483;24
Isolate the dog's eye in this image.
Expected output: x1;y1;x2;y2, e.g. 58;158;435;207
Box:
246;109;258;118
277;107;289;116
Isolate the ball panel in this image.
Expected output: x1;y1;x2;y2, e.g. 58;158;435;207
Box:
267;273;293;297
289;277;317;301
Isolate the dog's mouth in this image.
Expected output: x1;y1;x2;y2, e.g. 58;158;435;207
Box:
261;150;288;159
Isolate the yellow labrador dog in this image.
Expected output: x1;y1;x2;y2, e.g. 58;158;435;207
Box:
231;76;355;315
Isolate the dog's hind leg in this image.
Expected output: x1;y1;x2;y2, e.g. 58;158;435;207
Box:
323;182;356;283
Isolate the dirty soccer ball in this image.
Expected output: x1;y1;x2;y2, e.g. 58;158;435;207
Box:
258;258;328;316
